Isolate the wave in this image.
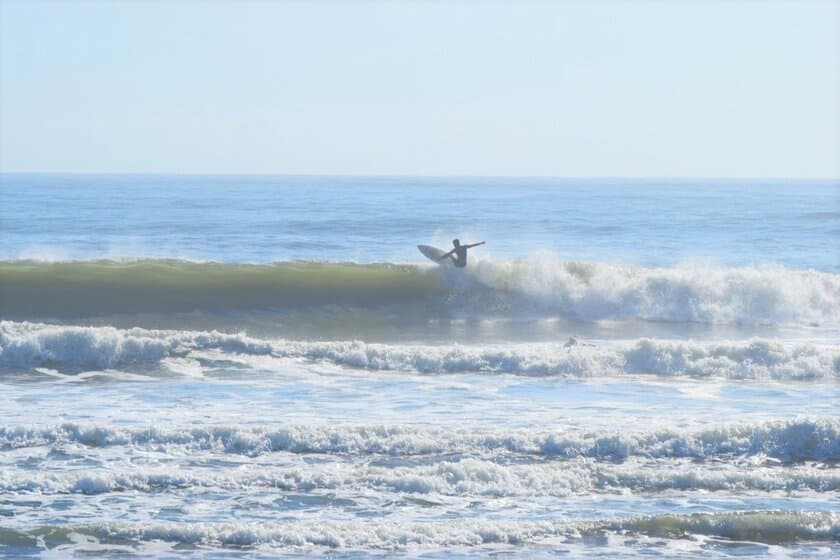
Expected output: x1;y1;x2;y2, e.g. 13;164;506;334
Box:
2;321;837;379
2;458;836;497
1;258;838;326
0;259;439;316
3;418;837;462
2;512;836;550
606;511;840;545
469;255;840;326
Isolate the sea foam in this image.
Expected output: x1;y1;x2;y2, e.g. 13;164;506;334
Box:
2;512;836;550
468;256;840;326
2;457;836;496
1;321;837;379
2;418;837;462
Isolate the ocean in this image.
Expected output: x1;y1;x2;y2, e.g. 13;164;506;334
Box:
0;174;838;558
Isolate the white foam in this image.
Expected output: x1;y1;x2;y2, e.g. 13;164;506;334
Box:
2;458;835;496
2;321;837;379
2;418;836;462
4;512;837;550
467;256;840;326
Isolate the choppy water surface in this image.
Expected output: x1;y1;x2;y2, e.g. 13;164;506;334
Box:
0;175;838;558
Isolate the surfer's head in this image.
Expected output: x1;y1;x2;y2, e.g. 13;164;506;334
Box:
452;239;460;247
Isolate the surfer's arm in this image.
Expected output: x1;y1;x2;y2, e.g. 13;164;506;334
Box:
436;249;456;261
465;242;486;249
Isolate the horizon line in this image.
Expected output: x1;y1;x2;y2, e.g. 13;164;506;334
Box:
1;171;837;182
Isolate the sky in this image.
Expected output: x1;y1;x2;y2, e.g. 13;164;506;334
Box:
1;1;838;178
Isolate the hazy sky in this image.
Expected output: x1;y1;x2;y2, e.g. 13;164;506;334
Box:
1;1;837;178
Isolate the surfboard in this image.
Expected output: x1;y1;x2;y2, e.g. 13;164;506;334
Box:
418;245;451;265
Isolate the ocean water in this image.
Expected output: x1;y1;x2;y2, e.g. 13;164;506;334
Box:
0;174;838;558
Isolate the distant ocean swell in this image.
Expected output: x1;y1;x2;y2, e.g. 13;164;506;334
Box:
2;321;837;379
1;258;838;326
0;512;836;550
3;418;837;462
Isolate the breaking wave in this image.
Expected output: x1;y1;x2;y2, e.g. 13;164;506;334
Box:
2;321;837;379
468;255;840;326
1;512;836;550
2;418;837;462
2;458;837;497
1;258;838;326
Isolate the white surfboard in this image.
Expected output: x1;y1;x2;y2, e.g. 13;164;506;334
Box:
417;245;451;265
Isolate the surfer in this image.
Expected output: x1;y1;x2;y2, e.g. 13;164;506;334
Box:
438;239;485;268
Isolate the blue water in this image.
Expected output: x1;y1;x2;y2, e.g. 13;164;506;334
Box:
0;174;838;558
2;174;837;269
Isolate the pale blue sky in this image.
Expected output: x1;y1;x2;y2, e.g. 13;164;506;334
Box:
1;1;837;177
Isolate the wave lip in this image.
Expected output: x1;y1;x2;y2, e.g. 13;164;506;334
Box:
2;321;837;379
3;418;837;463
2;258;838;326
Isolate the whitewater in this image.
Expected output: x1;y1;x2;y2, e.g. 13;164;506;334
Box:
0;175;838;558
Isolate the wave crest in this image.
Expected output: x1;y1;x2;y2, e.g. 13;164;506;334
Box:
1;258;838;326
2;458;836;497
3;512;837;550
468;255;840;326
3;418;837;462
1;321;837;379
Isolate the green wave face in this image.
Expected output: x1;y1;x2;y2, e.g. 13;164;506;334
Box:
0;260;444;317
3;258;838;330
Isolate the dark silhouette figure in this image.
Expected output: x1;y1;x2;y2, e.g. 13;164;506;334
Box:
438;239;485;268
